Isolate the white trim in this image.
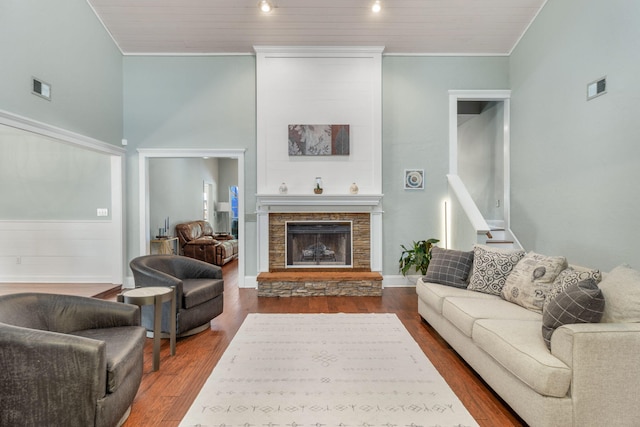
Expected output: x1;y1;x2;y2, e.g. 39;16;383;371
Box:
508;0;550;56
137;148;247;287
0;109;125;156
254;45;385;56
448;90;512;229
383;274;417;288
447;174;490;235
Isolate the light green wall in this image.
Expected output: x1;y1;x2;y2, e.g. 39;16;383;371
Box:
0;125;111;220
509;0;640;270
382;56;509;273
149;157;219;237
0;0;121;221
123;56;256;269
0;0;123;144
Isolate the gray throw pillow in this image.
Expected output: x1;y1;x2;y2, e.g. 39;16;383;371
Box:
541;278;605;350
423;246;474;288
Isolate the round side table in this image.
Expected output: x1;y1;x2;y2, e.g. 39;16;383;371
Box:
119;286;176;371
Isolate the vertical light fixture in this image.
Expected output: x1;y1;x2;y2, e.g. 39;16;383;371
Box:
372;0;382;13
259;0;273;13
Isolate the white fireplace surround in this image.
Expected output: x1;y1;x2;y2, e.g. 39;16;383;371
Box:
256;194;383;273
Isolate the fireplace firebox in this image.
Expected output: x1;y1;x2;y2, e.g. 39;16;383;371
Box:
285;221;352;268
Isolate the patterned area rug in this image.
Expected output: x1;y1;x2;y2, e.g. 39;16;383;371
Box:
180;313;478;427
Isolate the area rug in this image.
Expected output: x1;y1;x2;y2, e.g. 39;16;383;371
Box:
180;313;478;427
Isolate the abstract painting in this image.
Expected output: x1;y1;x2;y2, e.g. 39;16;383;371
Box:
404;169;424;190
288;124;350;156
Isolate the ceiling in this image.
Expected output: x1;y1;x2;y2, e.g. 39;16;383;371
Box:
87;0;547;55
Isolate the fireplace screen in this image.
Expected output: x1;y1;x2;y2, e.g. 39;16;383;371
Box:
285;221;352;268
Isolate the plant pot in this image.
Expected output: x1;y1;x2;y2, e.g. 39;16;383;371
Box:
314;188;323;194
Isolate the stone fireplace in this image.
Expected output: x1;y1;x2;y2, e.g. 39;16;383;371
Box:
256;194;383;297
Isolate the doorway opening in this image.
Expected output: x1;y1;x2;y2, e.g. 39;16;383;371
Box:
138;148;246;287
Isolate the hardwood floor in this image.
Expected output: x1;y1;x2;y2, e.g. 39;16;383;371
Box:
117;259;525;427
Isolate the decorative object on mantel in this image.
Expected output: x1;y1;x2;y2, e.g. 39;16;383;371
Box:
314;177;323;194
288;124;350;156
399;238;440;276
278;182;288;194
404;169;425;190
349;182;359;194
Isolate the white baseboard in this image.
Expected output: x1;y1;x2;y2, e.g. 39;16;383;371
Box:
242;276;258;289
383;274;418;288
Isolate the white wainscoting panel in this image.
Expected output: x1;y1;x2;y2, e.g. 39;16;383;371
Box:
0;220;119;283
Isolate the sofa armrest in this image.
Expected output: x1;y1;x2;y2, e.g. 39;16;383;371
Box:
551;322;640;426
0;323;107;425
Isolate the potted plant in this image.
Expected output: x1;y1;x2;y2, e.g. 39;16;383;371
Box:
399;238;440;276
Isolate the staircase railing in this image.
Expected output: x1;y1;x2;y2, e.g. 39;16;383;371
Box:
446;174;491;250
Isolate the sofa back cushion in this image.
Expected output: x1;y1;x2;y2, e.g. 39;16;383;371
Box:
175;221;214;248
598;264;640;323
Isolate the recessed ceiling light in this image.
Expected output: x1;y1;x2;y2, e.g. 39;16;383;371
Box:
372;0;381;13
259;0;273;13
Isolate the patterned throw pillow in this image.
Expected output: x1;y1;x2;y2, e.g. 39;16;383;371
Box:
541;278;605;349
502;252;568;313
544;266;602;310
423;246;474;288
467;245;526;296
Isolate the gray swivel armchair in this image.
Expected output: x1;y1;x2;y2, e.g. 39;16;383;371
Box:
0;293;146;427
129;255;224;337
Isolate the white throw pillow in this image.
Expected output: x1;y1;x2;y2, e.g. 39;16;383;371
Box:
502;251;568;313
598;264;640;323
467;244;525;296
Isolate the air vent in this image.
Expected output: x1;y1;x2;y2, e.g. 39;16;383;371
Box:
587;76;606;100
32;77;51;100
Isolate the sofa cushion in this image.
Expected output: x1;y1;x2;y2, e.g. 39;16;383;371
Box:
545;265;602;310
473;319;572;398
541;279;605;349
182;279;224;309
70;326;146;394
467;244;525;296
598;264;640;323
423;247;474;288
416;278;497;314
442;296;540;338
502;252;568;313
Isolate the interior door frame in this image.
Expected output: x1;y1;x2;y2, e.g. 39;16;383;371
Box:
138;148;246;287
449;90;511;227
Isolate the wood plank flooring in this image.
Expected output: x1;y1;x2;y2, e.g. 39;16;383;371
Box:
118;260;525;427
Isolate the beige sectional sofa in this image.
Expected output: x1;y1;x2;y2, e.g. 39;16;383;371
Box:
417;246;640;427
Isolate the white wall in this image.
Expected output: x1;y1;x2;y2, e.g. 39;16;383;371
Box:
458;102;504;221
256;47;382;195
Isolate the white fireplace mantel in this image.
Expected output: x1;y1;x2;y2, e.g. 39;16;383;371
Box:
256;194;383;212
256;194;384;274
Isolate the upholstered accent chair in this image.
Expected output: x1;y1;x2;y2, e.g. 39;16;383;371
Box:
0;293;146;427
129;255;224;337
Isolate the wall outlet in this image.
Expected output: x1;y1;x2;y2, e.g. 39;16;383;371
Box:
97;208;109;217
496;199;501;208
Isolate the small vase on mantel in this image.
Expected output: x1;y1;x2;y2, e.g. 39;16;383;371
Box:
314;177;323;194
349;182;359;194
279;182;288;194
